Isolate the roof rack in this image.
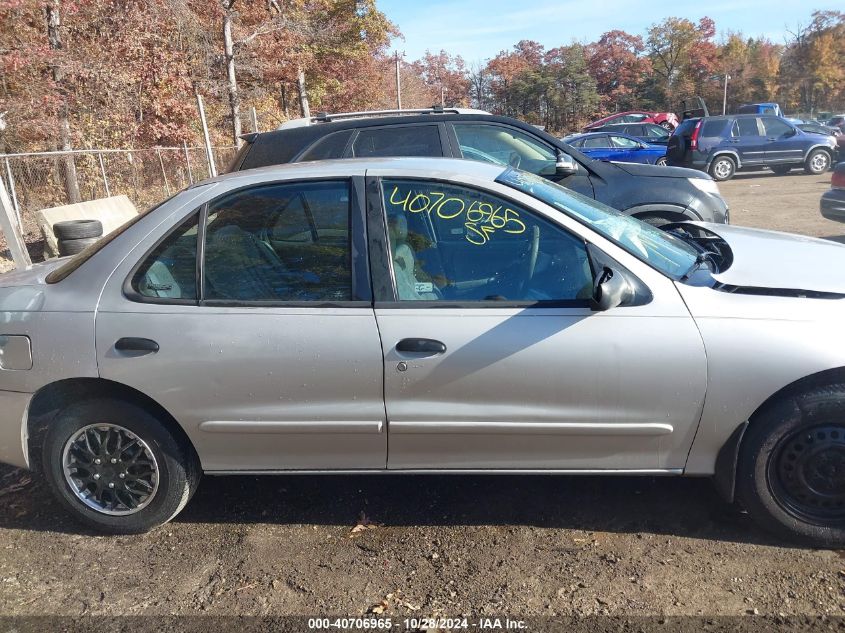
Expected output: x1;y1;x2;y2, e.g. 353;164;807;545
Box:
277;106;491;130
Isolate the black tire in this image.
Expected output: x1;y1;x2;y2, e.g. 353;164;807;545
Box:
708;155;736;181
659;121;674;130
736;384;845;546
42;398;200;534
804;149;832;175
53;219;103;241
770;164;792;175
58;237;98;256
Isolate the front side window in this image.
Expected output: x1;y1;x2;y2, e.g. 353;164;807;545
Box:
610;136;640;148
761;117;793;137
454;124;557;176
497;168;698;280
351;125;441;158
203;181;351;302
381;179;593;303
131;213;199;300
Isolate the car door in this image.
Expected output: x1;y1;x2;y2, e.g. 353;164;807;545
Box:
449;123;595;197
730;117;768;165
369;174;707;471
96;177;387;471
760;116;803;164
578;134;618;161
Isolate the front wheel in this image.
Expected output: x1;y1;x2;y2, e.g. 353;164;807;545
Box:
805;149;831;175
42;399;200;534
709;156;736;181
736;384;845;546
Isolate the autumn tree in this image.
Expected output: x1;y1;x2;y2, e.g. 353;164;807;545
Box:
586;30;651;113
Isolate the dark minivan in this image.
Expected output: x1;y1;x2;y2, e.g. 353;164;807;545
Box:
230;108;729;226
667;114;837;181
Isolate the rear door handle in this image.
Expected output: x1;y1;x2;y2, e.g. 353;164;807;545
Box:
396;338;447;355
115;337;159;354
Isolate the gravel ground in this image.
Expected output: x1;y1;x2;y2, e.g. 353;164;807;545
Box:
0;169;843;626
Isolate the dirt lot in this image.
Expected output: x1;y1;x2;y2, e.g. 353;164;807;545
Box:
0;169;843;627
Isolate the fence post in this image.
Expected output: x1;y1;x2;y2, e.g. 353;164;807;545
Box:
183;141;194;184
3;157;20;226
0;174;31;269
195;93;217;178
250;107;259;133
156;150;171;196
97;152;111;197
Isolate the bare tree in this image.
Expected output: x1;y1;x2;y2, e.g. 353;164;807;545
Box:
221;0;242;146
44;0;81;203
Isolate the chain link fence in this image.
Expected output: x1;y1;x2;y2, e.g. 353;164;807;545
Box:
0;145;237;265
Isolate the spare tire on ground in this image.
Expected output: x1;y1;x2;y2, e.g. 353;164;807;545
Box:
58;237;99;256
53;219;103;241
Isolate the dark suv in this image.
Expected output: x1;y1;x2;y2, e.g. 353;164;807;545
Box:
667;114;837;181
230;108;728;226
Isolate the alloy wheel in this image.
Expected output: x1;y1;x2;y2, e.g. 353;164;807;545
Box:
62;423;159;516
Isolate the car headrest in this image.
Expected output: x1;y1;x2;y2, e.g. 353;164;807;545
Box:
388;214;408;243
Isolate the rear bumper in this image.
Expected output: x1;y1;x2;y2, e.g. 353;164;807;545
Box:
0;390;33;469
821;189;845;222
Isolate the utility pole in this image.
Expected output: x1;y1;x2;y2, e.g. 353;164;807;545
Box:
440;84;446;107
395;51;402;110
722;74;730;115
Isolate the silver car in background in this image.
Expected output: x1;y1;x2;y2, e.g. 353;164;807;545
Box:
0;157;844;544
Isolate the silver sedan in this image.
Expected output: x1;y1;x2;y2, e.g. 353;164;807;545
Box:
1;157;844;544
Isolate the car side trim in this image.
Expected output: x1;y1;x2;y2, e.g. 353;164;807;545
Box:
389;421;674;436
199;420;384;434
207;468;685;475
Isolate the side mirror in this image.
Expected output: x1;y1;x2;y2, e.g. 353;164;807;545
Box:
591;266;631;312
555;151;578;176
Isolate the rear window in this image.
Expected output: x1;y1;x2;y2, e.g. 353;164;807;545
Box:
673;119;698;137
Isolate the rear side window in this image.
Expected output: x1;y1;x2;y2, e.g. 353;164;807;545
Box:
700;120;727;137
351;125;442;158
582;135;611;148
203;181;352;302
299;130;353;161
734;118;761;137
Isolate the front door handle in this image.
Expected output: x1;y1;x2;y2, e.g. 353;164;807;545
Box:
115;337;159;354
396;338;447;355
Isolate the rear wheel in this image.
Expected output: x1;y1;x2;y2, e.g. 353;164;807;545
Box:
659;121;673;130
770;164;792;176
655;156;668;166
804;149;831;175
736;384;845;546
709;156;736;181
42;399;200;533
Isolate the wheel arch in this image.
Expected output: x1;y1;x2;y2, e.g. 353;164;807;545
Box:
803;144;834;161
626;203;700;223
26;377;198;473
706;150;741;170
712;365;845;503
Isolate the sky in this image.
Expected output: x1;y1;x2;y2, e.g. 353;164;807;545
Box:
378;0;842;63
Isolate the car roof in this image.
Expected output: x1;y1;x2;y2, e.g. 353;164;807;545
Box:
199;156;510;188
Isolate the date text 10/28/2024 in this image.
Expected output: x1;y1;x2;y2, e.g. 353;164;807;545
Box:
308;617;528;630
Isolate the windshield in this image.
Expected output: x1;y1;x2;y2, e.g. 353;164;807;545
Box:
496;168;699;279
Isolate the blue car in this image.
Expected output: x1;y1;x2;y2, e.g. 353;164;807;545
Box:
563;132;668;165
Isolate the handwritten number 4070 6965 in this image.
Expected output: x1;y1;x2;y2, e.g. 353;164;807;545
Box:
388;186;527;246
